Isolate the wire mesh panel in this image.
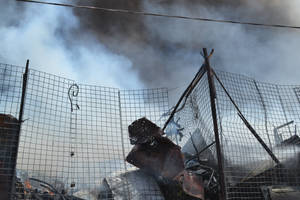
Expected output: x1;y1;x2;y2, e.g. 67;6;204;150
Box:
170;73;220;200
171;68;300;200
171;74;217;161
120;89;169;155
119;88;169;199
4;60;300;200
0;64;24;200
213;71;300;199
16;69;80;198
0;64;170;199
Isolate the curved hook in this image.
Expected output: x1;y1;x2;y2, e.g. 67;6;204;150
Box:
68;84;80;112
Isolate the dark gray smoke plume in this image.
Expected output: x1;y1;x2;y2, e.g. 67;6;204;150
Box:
1;0;300;89
73;0;300;88
0;0;142;89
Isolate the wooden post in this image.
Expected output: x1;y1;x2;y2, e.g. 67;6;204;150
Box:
253;80;272;150
203;48;226;199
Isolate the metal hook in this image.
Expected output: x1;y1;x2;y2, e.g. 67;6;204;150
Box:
68;84;80;112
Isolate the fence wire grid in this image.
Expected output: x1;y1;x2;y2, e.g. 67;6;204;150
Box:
173;68;300;199
1;61;300;200
0;63;169;200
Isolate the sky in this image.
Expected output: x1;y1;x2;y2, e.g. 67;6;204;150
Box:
1;0;300;90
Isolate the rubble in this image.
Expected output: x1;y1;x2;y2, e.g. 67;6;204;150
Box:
126;117;215;200
99;169;165;200
10;117;299;200
14;176;85;200
261;185;300;200
182;128;217;169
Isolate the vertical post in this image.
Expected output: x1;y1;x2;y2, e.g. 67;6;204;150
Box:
11;59;29;198
253;80;272;149
276;85;292;137
19;60;29;122
118;91;128;173
203;48;226;200
118;90;131;200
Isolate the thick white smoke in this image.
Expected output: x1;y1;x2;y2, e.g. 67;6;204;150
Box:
3;0;300;89
0;0;143;89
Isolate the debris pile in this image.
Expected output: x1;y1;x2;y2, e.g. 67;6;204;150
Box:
14;175;85;200
8;116;300;200
126;117;219;200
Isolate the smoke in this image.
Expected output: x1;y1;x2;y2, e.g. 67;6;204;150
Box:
0;0;142;89
74;0;300;88
2;0;300;90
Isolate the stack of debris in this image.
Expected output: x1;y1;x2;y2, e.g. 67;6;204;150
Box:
11;115;300;200
14;176;85;200
125;117;219;200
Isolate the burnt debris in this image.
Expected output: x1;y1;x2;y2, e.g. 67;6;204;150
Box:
126;117;219;200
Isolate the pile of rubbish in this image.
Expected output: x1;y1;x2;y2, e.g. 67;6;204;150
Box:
124;117;219;200
7;117;300;200
10;117;219;200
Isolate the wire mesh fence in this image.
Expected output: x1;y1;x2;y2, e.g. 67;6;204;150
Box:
214;71;300;199
0;62;170;199
1;60;300;200
0;64;24;200
173;68;300;199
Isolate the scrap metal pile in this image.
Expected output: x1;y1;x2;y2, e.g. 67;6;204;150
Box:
6;116;300;200
8;117;219;200
125;117;219;200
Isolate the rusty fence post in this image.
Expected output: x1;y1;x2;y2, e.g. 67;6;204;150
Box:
203;48;226;200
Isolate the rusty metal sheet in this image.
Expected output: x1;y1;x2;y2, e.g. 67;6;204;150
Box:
175;171;204;199
128;117;163;145
126;117;205;199
126;136;185;180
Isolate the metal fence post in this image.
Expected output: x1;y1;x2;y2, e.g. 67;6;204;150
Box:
203;48;226;199
10;59;29;199
253;80;272;149
118;90;132;200
276;85;292;137
118;90;128;173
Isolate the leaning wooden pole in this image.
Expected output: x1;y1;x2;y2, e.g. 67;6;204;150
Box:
162;65;206;131
203;48;226;199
